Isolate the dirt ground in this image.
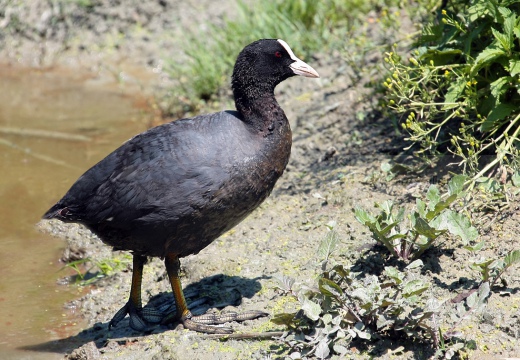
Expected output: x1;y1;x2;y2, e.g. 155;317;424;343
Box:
3;0;520;359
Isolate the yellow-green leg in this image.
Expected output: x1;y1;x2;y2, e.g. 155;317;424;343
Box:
163;253;267;334
109;254;161;331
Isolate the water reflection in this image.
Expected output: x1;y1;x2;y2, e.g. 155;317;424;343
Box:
0;64;150;357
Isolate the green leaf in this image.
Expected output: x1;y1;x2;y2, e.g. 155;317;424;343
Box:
331;264;349;279
471;257;494;269
315;340;330;359
514;25;520;40
353;322;371;339
442;209;479;244
351;287;371;304
467;291;478;308
480;103;515;132
467;2;488;23
476;177;502;193
317;230;340;260
270;312;298;326
276;275;295;291
384;266;404;284
416;198;427;218
379;221;399;236
490;76;513;100
464;241;485;252
413;213;445;239
498;6;513;20
498;6;515;41
420;48;463;66
484;1;499;20
379;200;394;215
504;250;520;267
478;282;490;302
491;27;511;52
355;207;374;225
512;171;520;186
471;46;505;75
406;259;424;270
443;77;466;109
448;174;468;196
426;193;458;221
509;59;520;77
319;277;344;298
302;298;321;321
426;185;441;209
333;345;348;355
403;279;429;297
380;161;392;172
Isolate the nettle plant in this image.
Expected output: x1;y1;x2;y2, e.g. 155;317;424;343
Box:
384;0;520;177
355;175;479;261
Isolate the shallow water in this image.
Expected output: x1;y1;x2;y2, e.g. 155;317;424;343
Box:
0;64;150;358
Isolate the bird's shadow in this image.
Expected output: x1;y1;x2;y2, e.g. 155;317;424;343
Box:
19;274;266;355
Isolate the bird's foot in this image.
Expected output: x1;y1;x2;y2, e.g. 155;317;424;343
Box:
109;301;163;331
162;310;268;334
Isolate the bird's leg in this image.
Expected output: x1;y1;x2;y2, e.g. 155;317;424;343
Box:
108;254;161;331
163;253;267;334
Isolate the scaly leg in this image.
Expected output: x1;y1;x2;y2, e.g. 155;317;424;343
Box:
108;254;161;331
163;253;267;334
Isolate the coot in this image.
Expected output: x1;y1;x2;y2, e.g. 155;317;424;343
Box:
43;39;319;334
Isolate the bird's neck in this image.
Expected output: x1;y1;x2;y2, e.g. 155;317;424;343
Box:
233;81;285;132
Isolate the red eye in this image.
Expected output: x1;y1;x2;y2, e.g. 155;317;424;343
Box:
275;51;282;58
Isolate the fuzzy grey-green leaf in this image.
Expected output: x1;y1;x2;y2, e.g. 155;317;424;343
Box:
512;171;520;187
504;250;520;267
302;298;321;321
319;277;344;298
317;230;340;260
406;259;424;270
442;209;478;244
355;207;375;225
413;213;445;239
448;174;467;196
426;185;441;209
315;340;330;359
403;279;429;297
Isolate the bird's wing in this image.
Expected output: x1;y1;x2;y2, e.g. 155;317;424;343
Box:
44;112;249;225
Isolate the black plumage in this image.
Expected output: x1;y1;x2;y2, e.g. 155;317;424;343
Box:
43;39;319;334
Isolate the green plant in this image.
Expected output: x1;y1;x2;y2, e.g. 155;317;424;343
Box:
162;0;414;113
164;0;349;109
272;232;441;358
438;250;520;357
436;282;485;359
355;175;478;261
64;254;132;286
470;249;520;286
271;233;519;358
384;0;520;179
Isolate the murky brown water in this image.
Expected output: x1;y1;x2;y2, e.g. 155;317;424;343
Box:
0;64;151;358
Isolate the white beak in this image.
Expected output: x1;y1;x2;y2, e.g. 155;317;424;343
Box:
278;39;320;78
